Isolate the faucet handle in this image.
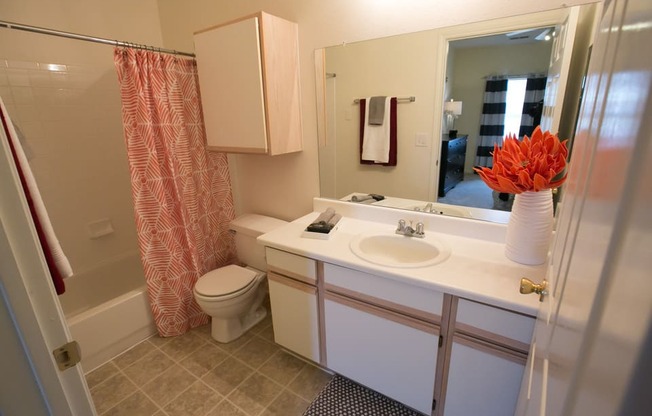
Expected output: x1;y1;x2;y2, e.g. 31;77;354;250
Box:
397;219;406;232
415;222;425;235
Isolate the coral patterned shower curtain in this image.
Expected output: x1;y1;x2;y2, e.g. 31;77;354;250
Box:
113;48;236;337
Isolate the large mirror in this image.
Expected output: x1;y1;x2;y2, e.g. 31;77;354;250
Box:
316;6;597;223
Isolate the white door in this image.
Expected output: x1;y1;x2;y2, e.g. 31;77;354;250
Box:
0;112;95;414
539;7;580;133
517;0;652;414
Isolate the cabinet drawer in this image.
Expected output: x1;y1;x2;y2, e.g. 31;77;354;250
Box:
454;298;535;351
323;263;443;323
265;247;317;284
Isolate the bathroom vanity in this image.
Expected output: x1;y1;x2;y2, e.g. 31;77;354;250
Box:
259;198;543;416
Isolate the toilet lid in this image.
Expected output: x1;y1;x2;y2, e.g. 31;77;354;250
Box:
195;265;258;297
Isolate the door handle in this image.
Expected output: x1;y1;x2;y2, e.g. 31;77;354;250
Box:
520;278;548;302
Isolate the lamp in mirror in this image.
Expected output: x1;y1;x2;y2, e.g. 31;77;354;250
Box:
444;100;463;138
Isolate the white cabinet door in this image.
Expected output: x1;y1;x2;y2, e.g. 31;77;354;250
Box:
325;293;439;415
268;273;320;362
194;16;268;153
444;337;526;416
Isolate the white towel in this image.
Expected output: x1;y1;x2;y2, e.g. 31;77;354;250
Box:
361;97;391;163
1;98;73;280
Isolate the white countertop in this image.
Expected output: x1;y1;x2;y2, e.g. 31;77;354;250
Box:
258;199;545;316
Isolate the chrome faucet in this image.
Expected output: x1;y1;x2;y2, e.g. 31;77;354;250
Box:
424;202;433;213
396;219;425;238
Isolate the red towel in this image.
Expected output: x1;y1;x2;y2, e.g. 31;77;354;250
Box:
1;101;70;295
359;97;397;166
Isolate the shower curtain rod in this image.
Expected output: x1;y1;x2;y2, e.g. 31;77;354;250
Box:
0;20;196;58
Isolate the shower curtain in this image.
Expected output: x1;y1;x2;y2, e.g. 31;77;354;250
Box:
113;48;236;337
475;76;508;168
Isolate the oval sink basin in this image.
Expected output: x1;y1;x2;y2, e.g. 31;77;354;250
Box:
350;233;451;268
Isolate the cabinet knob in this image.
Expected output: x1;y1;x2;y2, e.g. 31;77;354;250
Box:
519;278;548;302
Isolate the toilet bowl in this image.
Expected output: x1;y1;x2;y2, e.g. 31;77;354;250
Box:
194;265;267;343
193;214;288;343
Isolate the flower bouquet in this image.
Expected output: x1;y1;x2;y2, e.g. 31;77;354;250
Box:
474;127;569;265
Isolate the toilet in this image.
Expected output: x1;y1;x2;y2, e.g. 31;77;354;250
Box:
194;214;287;343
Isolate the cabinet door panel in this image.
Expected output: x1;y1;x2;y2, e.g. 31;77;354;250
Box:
268;273;320;362
195;17;268;153
325;296;438;415
443;340;525;416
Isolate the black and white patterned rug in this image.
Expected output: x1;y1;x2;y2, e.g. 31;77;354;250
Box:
303;375;422;416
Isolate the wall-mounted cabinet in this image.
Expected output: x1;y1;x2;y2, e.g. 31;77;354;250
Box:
194;12;303;155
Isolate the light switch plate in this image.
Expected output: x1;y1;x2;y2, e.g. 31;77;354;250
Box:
415;132;429;147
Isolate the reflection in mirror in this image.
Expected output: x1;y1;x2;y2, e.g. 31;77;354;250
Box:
317;6;597;223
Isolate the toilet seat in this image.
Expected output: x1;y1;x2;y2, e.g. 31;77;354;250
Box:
195;265;262;300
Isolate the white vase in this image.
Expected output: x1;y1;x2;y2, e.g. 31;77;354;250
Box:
504;189;554;265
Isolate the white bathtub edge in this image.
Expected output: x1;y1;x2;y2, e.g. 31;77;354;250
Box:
68;288;157;373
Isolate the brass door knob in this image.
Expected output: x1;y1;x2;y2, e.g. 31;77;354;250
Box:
520;278;548;302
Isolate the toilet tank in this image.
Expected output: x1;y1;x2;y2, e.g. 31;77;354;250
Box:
230;214;288;271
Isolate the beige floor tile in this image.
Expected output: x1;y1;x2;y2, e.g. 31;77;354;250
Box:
262;390;310;416
90;373;138;415
86;361;119;389
227;373;283;416
258;350;306;386
287;365;333;402
122;349;174;386
211;331;255;354
232;337;279;369
141;364;197;407
201;357;254;396
191;323;213;341
147;333;170;348
180;342;229;377
159;331;206;360
103;391;159;416
112;340;156;369
206;399;248;416
257;324;275;342
85;318;334;416
251;314;272;334
163;381;223;416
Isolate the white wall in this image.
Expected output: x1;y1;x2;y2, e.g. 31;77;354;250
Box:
326;30;438;201
156;0;598;221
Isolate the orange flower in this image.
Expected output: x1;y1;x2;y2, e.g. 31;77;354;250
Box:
473;126;568;194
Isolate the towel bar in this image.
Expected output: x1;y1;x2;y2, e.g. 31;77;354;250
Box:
353;96;415;104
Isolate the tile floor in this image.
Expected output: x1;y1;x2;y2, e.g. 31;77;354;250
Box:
86;313;333;416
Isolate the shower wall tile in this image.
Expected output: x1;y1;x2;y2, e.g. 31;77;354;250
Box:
0;51;140;283
6;71;31;86
6;60;40;70
10;86;35;104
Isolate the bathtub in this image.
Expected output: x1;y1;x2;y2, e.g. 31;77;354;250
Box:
59;252;157;372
